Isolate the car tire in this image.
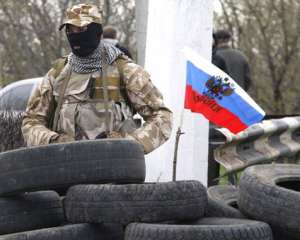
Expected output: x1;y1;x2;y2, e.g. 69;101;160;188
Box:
0;223;124;240
0;191;64;234
238;164;300;239
125;218;273;240
0;139;145;196
65;181;207;225
205;185;245;219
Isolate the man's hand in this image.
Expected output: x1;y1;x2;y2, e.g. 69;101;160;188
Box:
50;134;74;143
108;131;123;139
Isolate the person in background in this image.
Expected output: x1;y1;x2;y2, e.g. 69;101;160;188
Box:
103;25;132;59
22;3;172;154
212;33;227;73
213;30;251;91
209;30;251;186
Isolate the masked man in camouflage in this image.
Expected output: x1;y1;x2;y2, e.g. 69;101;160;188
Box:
21;4;173;154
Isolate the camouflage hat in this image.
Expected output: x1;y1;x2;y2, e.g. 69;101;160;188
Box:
59;4;102;31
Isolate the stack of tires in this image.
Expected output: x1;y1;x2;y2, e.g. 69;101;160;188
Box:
0;139;275;240
206;164;300;240
238;164;300;240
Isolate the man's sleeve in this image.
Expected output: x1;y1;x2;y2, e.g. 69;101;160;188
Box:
212;53;228;73
21;69;59;146
122;62;173;154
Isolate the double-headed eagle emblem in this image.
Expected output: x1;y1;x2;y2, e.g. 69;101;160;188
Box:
203;76;235;100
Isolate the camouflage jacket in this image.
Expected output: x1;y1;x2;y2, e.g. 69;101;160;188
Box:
22;56;173;154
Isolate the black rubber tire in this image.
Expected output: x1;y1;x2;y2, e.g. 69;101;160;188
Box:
238;164;300;239
0;191;64;234
272;230;298;240
0;223;124;240
205;185;245;219
0;139;145;196
65;181;207;225
125;217;273;240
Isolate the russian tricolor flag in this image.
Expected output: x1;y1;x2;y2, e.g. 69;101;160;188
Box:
183;47;265;134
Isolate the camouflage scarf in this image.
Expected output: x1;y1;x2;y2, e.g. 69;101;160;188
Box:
68;41;122;74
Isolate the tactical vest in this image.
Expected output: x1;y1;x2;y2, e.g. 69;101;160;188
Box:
51;56;135;140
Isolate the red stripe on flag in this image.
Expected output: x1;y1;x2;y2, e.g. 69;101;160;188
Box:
184;85;248;134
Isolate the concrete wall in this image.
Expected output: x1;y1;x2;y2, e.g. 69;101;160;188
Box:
135;0;149;66
143;0;213;185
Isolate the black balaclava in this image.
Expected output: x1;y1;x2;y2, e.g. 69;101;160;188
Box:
66;23;103;57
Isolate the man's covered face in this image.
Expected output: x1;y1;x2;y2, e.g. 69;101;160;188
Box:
66;23;102;57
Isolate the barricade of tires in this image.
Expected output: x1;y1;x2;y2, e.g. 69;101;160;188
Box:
238;164;300;240
0;139;276;240
206;164;300;240
205;185;245;219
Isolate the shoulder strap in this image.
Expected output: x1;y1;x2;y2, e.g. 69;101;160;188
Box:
52;57;68;79
101;64;110;135
51;67;72;132
50;57;71;132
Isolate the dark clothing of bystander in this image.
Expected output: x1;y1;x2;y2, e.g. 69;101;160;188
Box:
115;44;132;59
212;49;228;73
214;46;251;91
